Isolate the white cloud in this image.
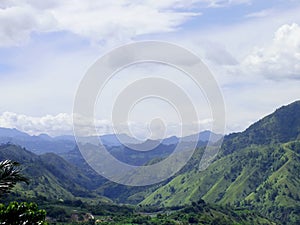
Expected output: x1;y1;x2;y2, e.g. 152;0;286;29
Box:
2;0;300;137
243;23;300;79
0;111;213;138
0;0;199;47
204;0;251;8
0;112;73;136
0;112;115;136
0;4;55;46
0;0;253;47
245;9;274;18
176;14;300;133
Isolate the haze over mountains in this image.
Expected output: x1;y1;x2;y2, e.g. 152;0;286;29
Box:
1;100;300;224
0;127;222;154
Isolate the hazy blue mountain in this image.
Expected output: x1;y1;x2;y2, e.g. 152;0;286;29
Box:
160;131;222;145
0;128;76;154
0;126;222;155
0;127;29;138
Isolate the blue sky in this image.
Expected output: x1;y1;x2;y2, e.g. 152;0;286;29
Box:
0;0;300;137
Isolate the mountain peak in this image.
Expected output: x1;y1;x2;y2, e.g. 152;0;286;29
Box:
0;127;30;138
245;100;300;143
223;100;300;154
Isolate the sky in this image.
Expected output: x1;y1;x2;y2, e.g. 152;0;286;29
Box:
0;0;300;138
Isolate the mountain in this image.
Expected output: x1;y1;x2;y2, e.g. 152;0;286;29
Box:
0;127;29;138
0;127;222;205
0;129;76;154
2;101;300;223
160;130;222;145
100;133;144;146
67;131;219;169
222;100;300;155
0;127;221;156
0;143;107;202
0;143;275;224
141;100;300;224
98;131;222;147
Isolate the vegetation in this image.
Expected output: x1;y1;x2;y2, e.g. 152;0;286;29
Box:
0;145;274;224
142;101;300;224
0;159;47;224
2;197;274;224
0;159;28;196
1;101;300;224
0;201;47;225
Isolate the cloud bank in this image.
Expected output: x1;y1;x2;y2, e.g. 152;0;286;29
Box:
0;112;213;137
0;0;252;47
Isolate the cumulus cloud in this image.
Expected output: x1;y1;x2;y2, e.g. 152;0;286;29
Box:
243;23;300;79
0;112;73;136
0;111;213;137
0;0;253;47
0;112;120;136
0;111;118;136
0;4;56;46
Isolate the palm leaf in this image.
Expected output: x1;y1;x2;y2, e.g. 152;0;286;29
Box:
0;160;29;196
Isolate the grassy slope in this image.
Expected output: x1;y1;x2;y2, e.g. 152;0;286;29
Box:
142;101;300;223
141;141;300;223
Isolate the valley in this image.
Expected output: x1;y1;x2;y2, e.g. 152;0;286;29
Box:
1;101;300;224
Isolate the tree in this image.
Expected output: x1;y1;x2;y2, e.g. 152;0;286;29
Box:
0;201;47;225
0;160;48;224
0;160;29;196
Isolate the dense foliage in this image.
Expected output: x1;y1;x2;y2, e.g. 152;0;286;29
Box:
0;201;47;225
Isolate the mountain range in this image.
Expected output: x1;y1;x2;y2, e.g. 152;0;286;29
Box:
1;100;300;224
0;127;221;154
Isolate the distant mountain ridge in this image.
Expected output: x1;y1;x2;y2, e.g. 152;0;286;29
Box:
0;128;76;154
0;127;29;138
0;127;222;155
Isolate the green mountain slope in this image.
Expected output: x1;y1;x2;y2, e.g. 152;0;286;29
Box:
103;200;275;225
142;101;300;224
0;144;108;202
0;144;274;224
222;100;300;155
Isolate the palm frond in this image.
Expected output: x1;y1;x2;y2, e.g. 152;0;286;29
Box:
0;160;29;196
